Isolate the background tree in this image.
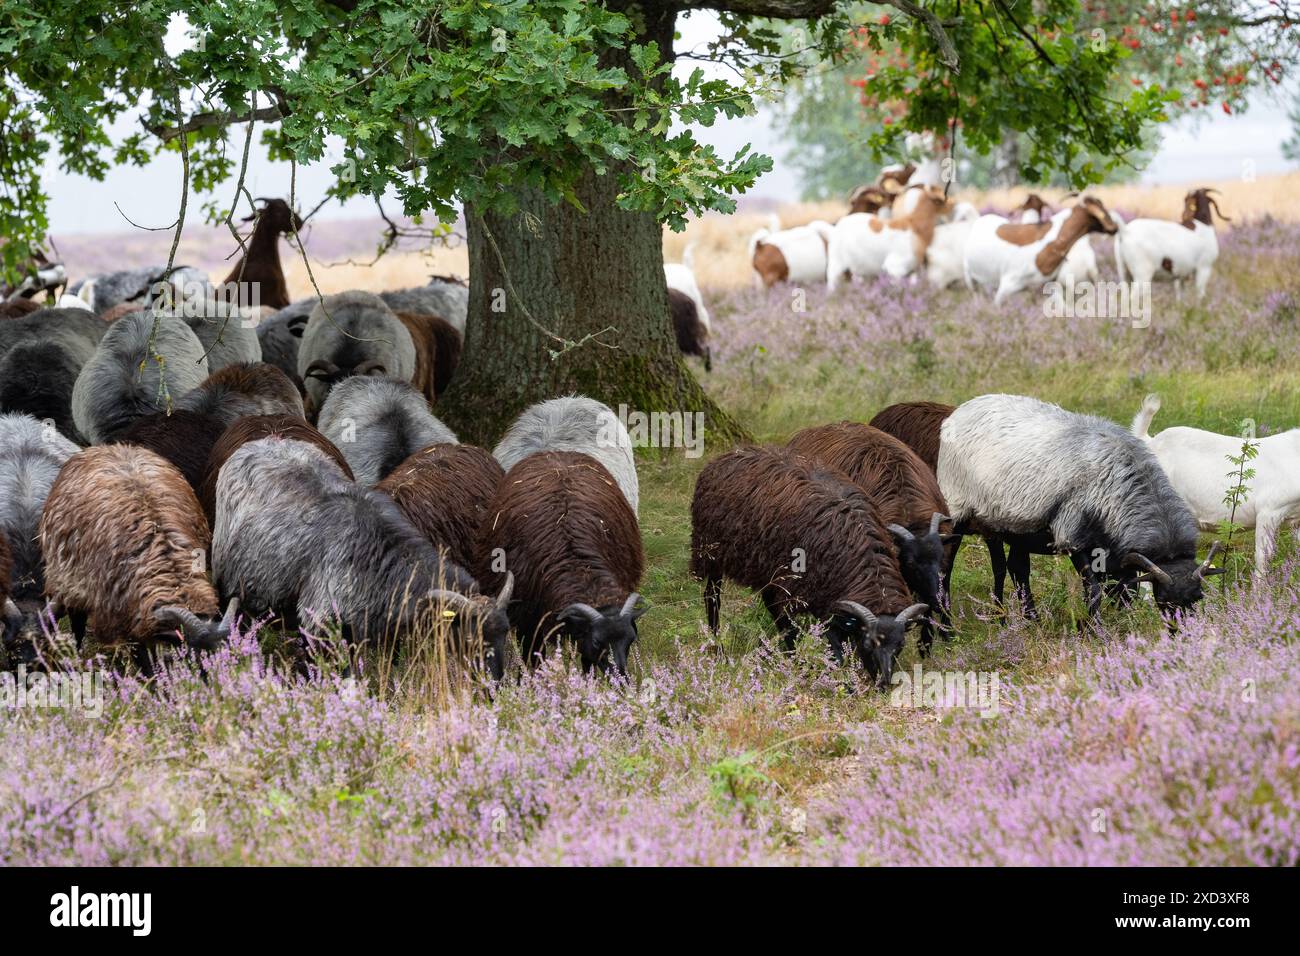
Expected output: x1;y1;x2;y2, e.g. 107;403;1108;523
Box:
4;1;1176;443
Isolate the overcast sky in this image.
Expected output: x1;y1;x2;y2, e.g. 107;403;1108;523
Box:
41;10;1296;235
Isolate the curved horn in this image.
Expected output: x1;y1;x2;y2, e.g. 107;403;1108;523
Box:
620;592;641;618
4;597;21;626
495;572;514;610
929;512;949;536
353;359;389;377
1197;541;1226;579
153;606;221;649
1209;197;1232;222
216;597;240;637
560;602;603;624
304;359;340;381
833;600;878;629
895;603;930;627
1121;552;1174;587
429;589;475;612
886;523;915;542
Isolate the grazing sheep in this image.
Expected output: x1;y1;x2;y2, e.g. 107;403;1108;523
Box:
1133;393;1300;575
198;414;354;525
394;310;462;402
175;361;305;427
749;220;835;289
114;410;227;490
787;422;954;651
690;446;927;688
0;307;106;441
179;299;263;371
0;414;79;656
826;186;954;289
297;290;416;413
668;288;711;371
72;265;209;315
963;196;1119;304
317;376;457;486
938;394;1224;619
1114;188;1228;299
71;310;209;444
220;198;303;311
493;396;638;515
380;277;469;337
377;443;504;572
477;451;644;676
212;436;511;676
868;401;955;473
254;301;312;381
40;444;237;668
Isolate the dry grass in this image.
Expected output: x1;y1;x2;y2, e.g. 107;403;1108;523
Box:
280;172;1300;298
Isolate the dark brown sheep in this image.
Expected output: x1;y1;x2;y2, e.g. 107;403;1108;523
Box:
787;422;954;651
690;445;927;687
0;298;41;320
668;288;711;371
198;414;354;525
176;360;305;427
39;444;237;669
115;410;228;491
868;401;955;473
395;310;462;402
221;198;303;311
477;451;644;676
377;443;504;571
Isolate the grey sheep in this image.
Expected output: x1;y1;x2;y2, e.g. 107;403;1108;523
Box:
176;298;263;371
316;376;457;486
380;277;468;336
211;435;511;677
296;290;415;412
493;396;638;515
72;265;210;315
0;413;80;657
937;393;1224;619
0;307;107;442
255;298;316;380
71;310;210;444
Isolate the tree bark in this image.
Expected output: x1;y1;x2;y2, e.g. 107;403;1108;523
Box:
439;3;750;447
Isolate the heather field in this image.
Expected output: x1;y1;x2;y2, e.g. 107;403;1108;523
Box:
4;214;1299;866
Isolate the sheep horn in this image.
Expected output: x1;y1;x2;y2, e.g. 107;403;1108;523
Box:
154;606;221;650
218;597;240;635
896;603;930;627
561;603;603;624
620;593;641;618
429;589;474;612
495;572;514;610
886;523;914;542
929;512;949;536
1197;541;1227;579
833;600;877;629
354;359;388;377
304;359;340;381
1121;552;1174;587
4;598;21;627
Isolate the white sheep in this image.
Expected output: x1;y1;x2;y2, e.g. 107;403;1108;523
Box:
1114;188;1227;299
1133;393;1299;575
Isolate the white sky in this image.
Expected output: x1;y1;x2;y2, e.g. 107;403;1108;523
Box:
39;10;1295;235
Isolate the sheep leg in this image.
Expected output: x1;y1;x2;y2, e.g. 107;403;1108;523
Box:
132;644;156;678
940;534;962;625
703;569;723;634
760;588;799;652
1006;542;1037;618
68;609;88;647
985;535;1008;607
1069;551;1104;621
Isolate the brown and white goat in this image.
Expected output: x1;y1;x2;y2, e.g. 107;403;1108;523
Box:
826;186;953;290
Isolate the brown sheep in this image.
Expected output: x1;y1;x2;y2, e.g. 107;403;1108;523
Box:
198;414;354;526
395;310;462;402
39;445;237;670
868;401;955;473
176;361;306;427
0;298;41;320
787;422;955;652
477;451;644;676
668;288;711;370
221;198;303;311
114;410;228;491
377;443;504;572
690;445;927;687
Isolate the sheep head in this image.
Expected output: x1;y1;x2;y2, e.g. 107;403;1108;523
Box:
429;572;514;681
886;512;951;618
152;597;239;651
831;600;929;690
556;592;645;677
1121;542;1224;614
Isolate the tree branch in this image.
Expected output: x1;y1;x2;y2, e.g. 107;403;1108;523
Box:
880;0;961;73
145;104;284;142
677;0;838;15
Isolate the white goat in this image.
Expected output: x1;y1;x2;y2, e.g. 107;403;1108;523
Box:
826;187;952;290
748;219;835;288
1114;188;1228;299
925;219;975;288
963;196;1118;304
1133;393;1300;575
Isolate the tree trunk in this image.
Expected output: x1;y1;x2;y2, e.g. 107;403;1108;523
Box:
438;4;748;448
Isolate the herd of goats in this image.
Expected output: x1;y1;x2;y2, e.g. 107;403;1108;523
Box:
0;163;1291;688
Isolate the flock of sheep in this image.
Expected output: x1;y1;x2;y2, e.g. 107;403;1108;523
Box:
0;169;1291;688
742;158;1230;302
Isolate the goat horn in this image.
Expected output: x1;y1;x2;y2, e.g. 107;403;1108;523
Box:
1121;553;1174;587
496;572;514;610
886;523;915;542
429;589;474;612
929;512;949;536
620;593;641;618
1209;198;1232;222
896;603;930;627
561;603;603;624
217;597;240;635
153;606;213;647
1197;541;1226;579
834;600;878;629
